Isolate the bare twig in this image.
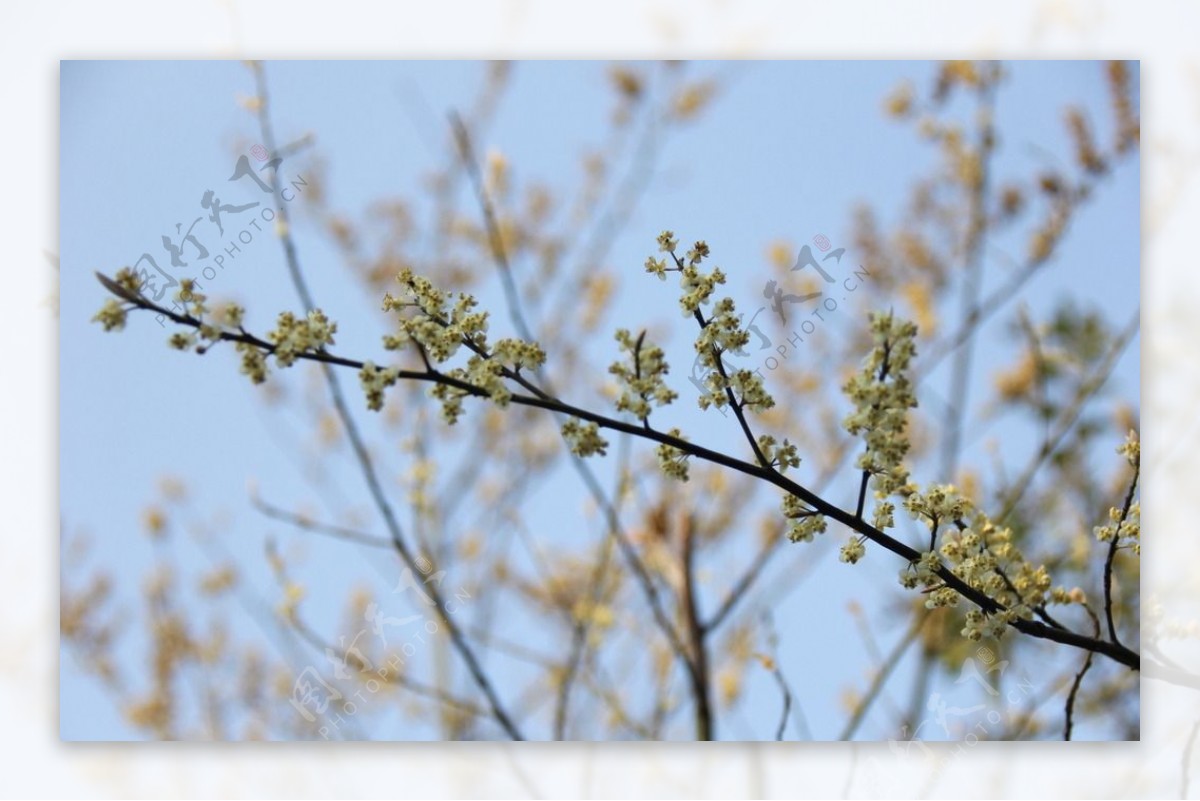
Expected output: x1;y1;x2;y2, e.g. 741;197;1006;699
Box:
771;667;793;741
1064;607;1100;740
996;311;1140;524
245;63;524;740
937;70;997;481
680;513;714;740
252;495;394;550
289;616;492;721
839;613;927;741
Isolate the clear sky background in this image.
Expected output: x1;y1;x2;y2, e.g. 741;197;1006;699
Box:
60;60;1139;741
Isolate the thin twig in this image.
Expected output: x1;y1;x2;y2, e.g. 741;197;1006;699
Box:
252;495;394;550
289;616;491;720
1103;457;1140;648
996;311;1140;524
839;613;927;741
680;513;714;740
702;526;784;634
245;64;524;740
1064;607;1100;740
771;667;793;742
937;72;997;482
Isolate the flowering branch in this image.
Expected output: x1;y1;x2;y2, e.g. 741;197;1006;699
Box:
449;121;715;737
93;257;1141;672
1097;431;1141;648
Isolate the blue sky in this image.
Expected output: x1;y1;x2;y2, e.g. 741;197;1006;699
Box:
60;60;1139;741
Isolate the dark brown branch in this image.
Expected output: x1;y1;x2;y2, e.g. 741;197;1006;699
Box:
770;666;793;741
856;340;892;521
1064;607;1099;740
680;513;714;741
1103;458;1140;648
668;242;770;470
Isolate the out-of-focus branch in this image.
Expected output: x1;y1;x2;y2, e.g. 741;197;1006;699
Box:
996;311;1140;524
244;63;524;740
450;111;708;735
251;494;394;550
839;613;927;741
680;514;714;741
1063;607;1099;740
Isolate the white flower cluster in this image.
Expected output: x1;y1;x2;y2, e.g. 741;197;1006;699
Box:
93;299;128;332
899;501;1050;640
93;271;268;383
1117;428;1140;467
678;262;724;317
608;329;677;421
643;234;774;415
960;609;1014;641
1093;431;1141;555
842;311;918;497
694;302;766;412
656;428;690;482
237;342;269;385
267;309;337;368
781;493;826;543
902;483;971;527
1095;501;1140;553
756;435;800;472
381;268;489;361
839;538;866;564
644;256;669;281
872;500;895;530
562;419;609;458
380;268;546;422
650;232;726;316
492;338;547;372
898;550;944;590
166;281;237;354
358;361;400;411
90;265;145;332
173;278;210;319
694;298;751;355
430;380;466;425
1049;586;1087;605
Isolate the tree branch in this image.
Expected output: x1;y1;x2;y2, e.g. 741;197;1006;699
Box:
96;274;1142;672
